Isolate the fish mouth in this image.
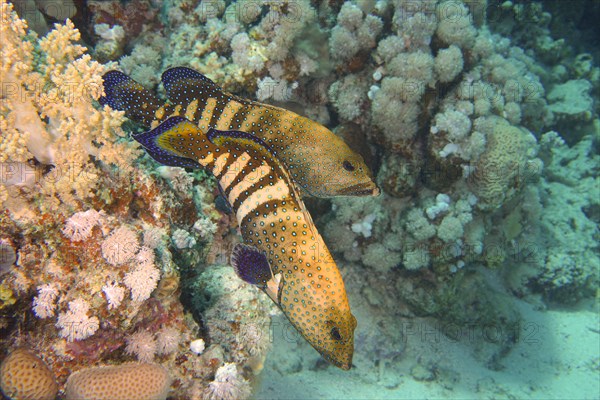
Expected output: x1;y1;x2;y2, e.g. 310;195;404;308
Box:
322;350;353;370
338;360;353;371
337;182;381;197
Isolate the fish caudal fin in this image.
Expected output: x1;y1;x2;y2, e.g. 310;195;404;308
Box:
133;116;202;169
231;244;273;287
100;71;165;127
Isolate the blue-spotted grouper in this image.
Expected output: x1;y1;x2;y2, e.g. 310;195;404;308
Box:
134;116;357;369
100;67;379;198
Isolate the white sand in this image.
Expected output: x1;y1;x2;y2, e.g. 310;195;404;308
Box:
253;299;599;399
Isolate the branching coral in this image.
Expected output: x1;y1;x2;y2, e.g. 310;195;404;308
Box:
1;1;139;213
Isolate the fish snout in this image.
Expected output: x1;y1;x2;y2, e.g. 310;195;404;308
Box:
319;344;354;370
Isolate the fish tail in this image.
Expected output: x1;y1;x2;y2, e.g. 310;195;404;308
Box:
100;71;167;127
132;116;202;168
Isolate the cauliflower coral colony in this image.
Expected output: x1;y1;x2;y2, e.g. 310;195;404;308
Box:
0;0;598;399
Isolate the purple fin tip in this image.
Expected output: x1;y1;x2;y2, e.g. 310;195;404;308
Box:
231;244;272;286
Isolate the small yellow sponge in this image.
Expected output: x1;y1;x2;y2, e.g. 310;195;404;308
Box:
65;363;171;400
0;348;58;400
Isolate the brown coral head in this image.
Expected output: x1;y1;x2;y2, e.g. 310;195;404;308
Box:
0;348;58;400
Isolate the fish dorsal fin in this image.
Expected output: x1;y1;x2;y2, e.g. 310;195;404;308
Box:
162;67;225;104
161;67;252;128
162;67;218;90
132;116;203;168
100;70;165;127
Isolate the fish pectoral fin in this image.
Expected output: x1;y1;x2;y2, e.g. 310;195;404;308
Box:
231;243;274;288
132;116;202;168
216;183;233;214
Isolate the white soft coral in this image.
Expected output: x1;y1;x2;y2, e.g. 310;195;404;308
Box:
56;299;99;341
102;281;125;310
101;226;140;265
62;209;102;241
125;330;157;362
32;283;59;318
204;363;251;400
123;256;160;302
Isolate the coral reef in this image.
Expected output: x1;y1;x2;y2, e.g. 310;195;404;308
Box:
0;1;274;398
523;133;599;303
311;0;597;372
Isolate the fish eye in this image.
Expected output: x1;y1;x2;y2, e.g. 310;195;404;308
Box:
329;326;342;341
342;160;355;172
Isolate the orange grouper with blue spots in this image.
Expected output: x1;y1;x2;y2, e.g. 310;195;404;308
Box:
125;115;356;369
100;67;379;198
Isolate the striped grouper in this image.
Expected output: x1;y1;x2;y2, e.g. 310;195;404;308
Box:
133;116;357;370
100;67;379;198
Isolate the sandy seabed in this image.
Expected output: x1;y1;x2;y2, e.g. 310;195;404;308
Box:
254;298;600;400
